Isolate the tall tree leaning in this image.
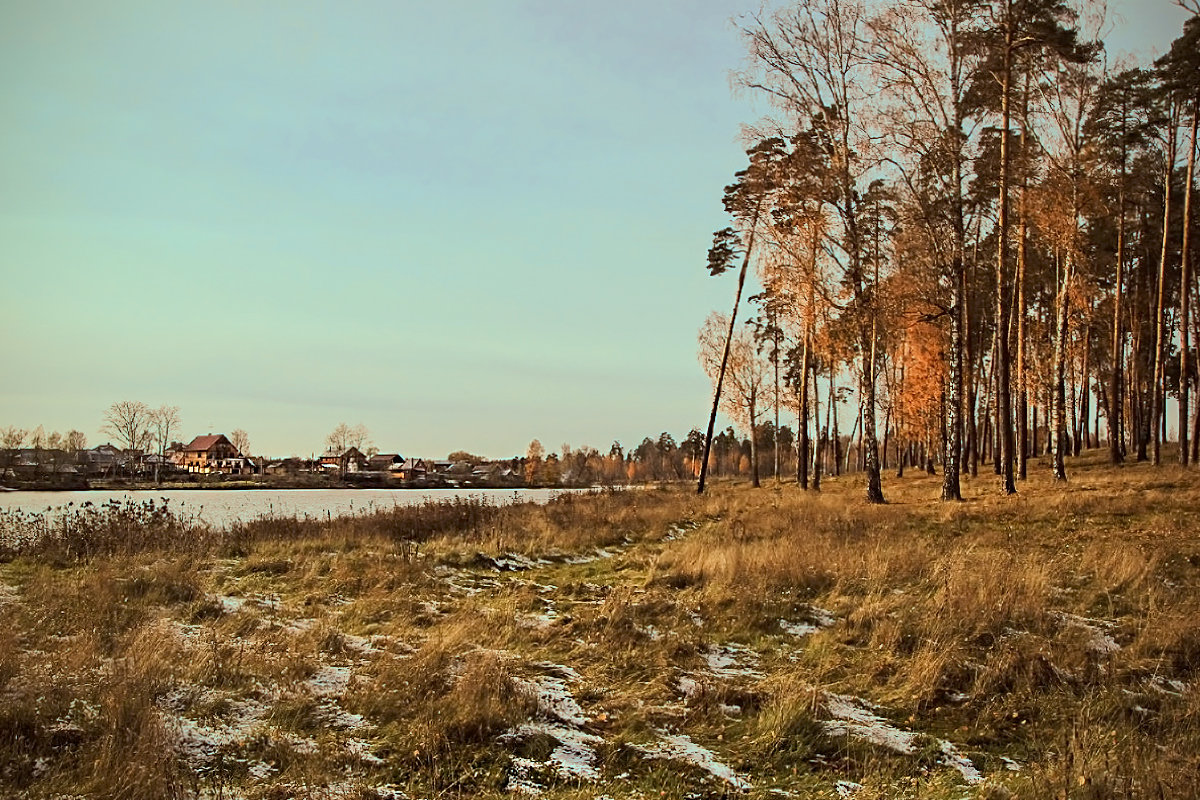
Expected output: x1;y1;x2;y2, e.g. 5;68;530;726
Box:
697;140;782;494
738;0;886;503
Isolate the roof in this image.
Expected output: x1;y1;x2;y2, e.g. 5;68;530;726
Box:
184;434;232;453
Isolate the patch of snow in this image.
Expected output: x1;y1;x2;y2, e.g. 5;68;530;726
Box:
823;693;989;786
308;665;352;697
677;675;701;698
171;622;206;647
822;693;917;754
490;552;549;571
720;703;742;716
640;624;663;640
502;663;604;787
517;675;588;727
702;644;762;679
835;781;864;797
247;760;275;779
565;548;615;565
277;732;319;754
284;617;316;633
443;574;501;596
215;594;248;614
1000;755;1023;772
262;781;406;800
633;731;751;791
518;612;559;630
506;757;547;794
779;620;820;637
689;611;705;628
517;598;560;630
503;721;604;781
665;521;699;541
940;740;984;784
341;633;378;656
320;702;367;730
1149;676;1189;696
162;691;273;766
344;737;385;766
1055;613;1120;655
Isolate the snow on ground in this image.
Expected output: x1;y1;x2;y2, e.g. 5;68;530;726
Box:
835;780;864;797
633;731;751;791
308;665;352;697
822;693;918;754
215;594;248;614
161;691;273;767
344;737;386;766
489;552;550;572
1149;676;1189;696
778;606;835;638
502;721;605;783
517;599;560;630
702;643;763;679
565;548;616;565
823;693;986;785
517;673;589;727
500;663;609;790
664;521;700;541
1054;612;1121;654
940;740;984;784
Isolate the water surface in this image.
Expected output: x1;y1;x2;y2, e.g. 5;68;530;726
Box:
0;488;575;528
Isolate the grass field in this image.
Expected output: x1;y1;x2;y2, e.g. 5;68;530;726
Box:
2;452;1198;799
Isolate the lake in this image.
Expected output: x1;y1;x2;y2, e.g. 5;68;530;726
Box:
0;488;580;528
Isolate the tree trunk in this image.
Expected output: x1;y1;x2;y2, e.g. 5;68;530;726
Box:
698;203;762;494
994;20;1016;494
831;374;842;477
749;389;761;489
1151;101;1178;467
1180;94;1197;466
798;335;811;489
1111;122;1127;464
1052;247;1074;481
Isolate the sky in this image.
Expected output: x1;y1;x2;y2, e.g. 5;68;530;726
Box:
1;0;1192;459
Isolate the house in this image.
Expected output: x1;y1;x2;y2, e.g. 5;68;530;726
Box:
76;444;125;477
180;434;248;475
471;462;504;480
320;447;368;474
398;457;427;481
266;457;306;475
367;453;405;473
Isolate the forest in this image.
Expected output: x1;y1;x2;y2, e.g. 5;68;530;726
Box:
698;0;1200;501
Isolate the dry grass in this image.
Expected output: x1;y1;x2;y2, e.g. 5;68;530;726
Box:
2;458;1200;798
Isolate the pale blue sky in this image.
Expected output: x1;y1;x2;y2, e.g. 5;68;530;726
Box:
1;1;1191;458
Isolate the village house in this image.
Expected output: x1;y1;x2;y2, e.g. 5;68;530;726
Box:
179;434;250;475
320;447;368;474
366;453;405;473
398;457;427;481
